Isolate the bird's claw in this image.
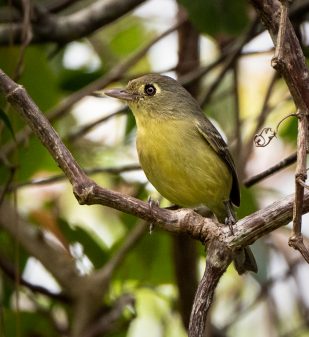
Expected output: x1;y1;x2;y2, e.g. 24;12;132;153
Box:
148;196;159;208
223;200;236;235
225;216;235;235
147;196;160;234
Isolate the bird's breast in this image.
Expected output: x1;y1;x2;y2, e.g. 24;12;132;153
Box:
136;118;232;217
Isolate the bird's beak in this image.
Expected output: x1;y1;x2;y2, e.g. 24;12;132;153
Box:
104;88;138;101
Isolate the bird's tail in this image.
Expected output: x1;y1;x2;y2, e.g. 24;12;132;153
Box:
233;246;258;275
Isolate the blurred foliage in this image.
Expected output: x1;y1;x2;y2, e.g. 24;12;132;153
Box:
178;0;249;36
0;1;307;337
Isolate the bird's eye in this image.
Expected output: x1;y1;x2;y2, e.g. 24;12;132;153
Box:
144;84;156;96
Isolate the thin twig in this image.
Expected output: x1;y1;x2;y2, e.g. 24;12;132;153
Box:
232;63;243;178
242;73;278;165
222;257;301;331
67;108;128;142
84;294;135;337
244;152;297;187
13;0;32;80
199;18;259;107
0;0;146;44
95;222;148;285
3;164;141;192
0;165;16;204
0;255;70;302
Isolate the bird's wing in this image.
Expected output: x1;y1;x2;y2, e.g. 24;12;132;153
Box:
195;118;240;207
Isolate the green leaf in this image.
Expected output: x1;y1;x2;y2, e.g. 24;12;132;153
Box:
178;0;249;36
0;108;15;141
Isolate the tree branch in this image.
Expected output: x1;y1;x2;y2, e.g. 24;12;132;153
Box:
250;0;309;112
0;0;145;44
250;0;309;263
1;67;309;252
188;241;232;337
243;152;297;187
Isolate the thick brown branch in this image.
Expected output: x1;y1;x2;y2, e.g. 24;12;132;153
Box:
0;0;145;44
250;0;309;112
292;111;307;236
188;241;232;337
289;110;309;261
250;0;309;263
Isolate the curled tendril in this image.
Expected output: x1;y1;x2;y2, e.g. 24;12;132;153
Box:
254;128;276;147
254;113;298;148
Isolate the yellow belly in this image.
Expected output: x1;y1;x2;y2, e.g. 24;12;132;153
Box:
136;118;232;218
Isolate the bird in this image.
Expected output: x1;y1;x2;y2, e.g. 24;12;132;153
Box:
104;74;257;274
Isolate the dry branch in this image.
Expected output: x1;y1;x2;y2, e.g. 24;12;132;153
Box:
0;0;145;44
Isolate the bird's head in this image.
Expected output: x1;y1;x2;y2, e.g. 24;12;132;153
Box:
104;74;200;119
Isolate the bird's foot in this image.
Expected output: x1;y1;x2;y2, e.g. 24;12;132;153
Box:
147;196;160;234
223;200;236;235
225;216;235;235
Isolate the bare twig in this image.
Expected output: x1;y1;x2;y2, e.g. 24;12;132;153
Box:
84;294;135;337
243;152;297;187
67;107;128;142
4;164;140;191
0;202;79;295
95;222;147;285
13;0;32;80
45;0;81;13
251;0;309;111
272;0;288;65
71;221;147;337
0;165;16;204
242;73;278;164
289;110;309;263
0;254;70;302
0;0;145;44
199;18;259;107
232;63;243;178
